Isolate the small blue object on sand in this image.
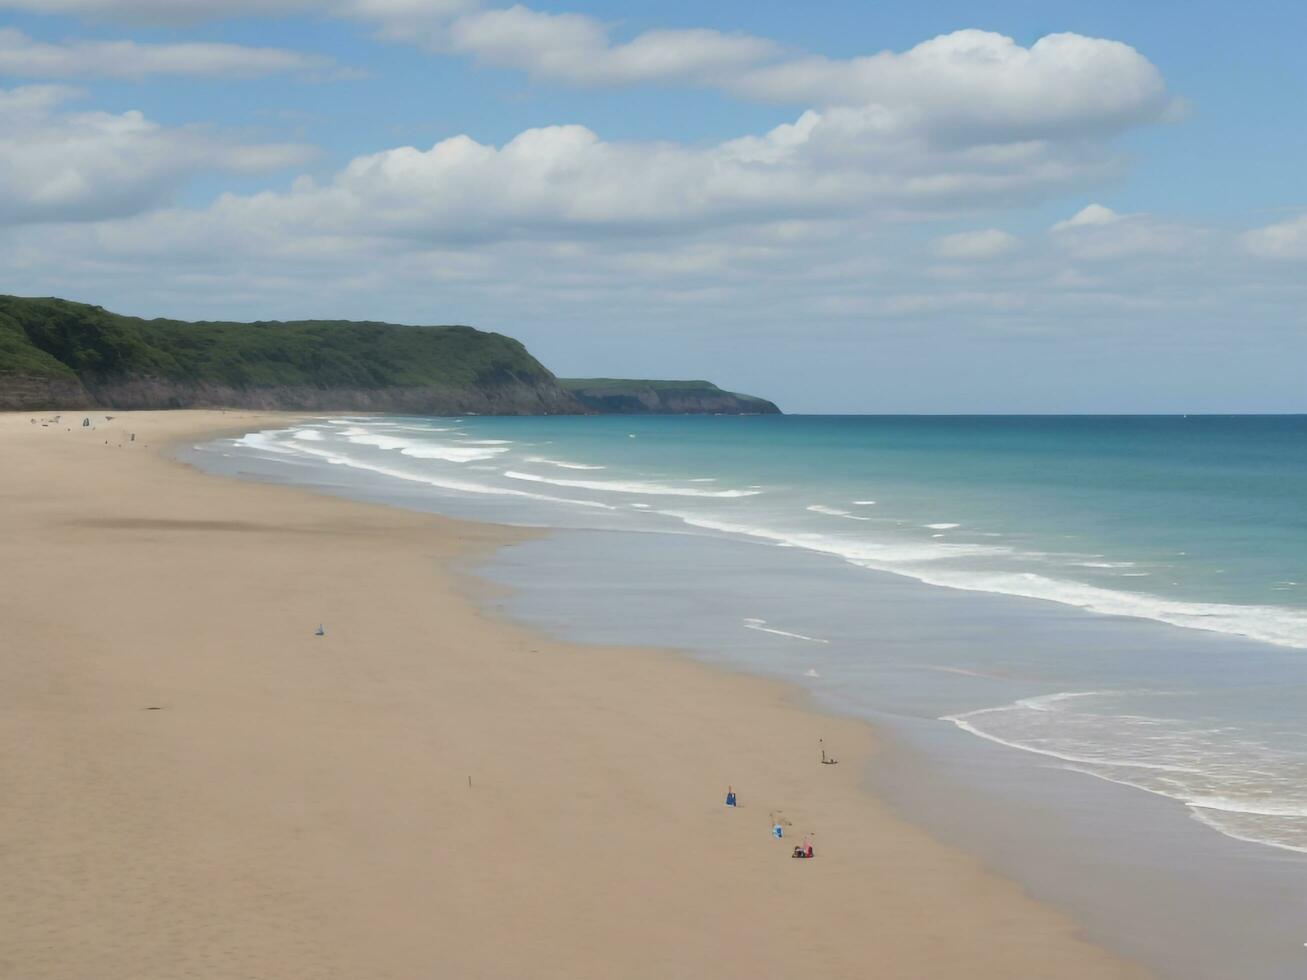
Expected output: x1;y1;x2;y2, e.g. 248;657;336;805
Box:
773;823;783;839
725;790;737;807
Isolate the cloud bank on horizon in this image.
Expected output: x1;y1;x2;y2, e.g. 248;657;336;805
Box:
0;0;1303;411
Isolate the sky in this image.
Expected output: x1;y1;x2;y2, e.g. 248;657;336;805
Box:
2;1;1305;413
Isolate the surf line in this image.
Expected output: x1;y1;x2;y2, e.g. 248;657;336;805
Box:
743;618;829;644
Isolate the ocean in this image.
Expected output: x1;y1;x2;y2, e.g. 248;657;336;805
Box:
187;414;1307;978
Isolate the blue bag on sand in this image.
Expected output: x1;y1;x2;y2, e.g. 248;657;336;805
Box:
725;791;737;807
773;824;783;839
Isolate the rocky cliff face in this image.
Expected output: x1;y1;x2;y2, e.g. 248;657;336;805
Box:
0;374;96;411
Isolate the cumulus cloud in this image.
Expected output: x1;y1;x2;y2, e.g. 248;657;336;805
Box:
447;6;776;85
1240;214;1307;260
933;228;1019;260
78;102;1130;252
1050;204;1197;260
733;31;1171;131
0;85;315;225
437;21;1175;146
1052;203;1123;230
0;28;334;79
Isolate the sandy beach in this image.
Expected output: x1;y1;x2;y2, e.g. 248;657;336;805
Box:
0;410;1150;980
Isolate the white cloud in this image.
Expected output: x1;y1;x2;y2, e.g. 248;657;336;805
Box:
933;228;1019;260
447;6;776;85
436;21;1174;146
729;31;1171;131
1240;214;1307;261
0;85;315;225
81;101;1129;251
1052;203;1123;230
0;28;334;79
1050;204;1197;260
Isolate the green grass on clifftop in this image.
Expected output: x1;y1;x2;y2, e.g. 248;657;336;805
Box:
0;295;555;390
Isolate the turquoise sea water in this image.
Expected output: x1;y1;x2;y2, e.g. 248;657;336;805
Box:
192;415;1307;861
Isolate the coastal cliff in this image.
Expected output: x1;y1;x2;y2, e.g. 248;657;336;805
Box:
0;295;779;416
561;378;781;415
0;295;583;415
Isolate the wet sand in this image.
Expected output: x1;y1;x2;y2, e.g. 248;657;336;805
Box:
0;410;1149;979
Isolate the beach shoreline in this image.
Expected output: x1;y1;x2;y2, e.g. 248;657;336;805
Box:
1;409;1148;979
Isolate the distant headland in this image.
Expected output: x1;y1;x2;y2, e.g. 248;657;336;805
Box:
0;295;779;416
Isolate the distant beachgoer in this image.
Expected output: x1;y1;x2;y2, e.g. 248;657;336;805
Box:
771;814;783;839
725;786;737;807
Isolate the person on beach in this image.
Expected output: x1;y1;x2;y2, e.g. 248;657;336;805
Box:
771;813;783;839
725;786;737;807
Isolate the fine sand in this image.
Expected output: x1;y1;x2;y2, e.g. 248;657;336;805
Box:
0;410;1151;980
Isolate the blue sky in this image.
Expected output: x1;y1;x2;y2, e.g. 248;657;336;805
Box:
2;0;1305;411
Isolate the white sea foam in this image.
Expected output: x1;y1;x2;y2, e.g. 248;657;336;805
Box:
657;511;1005;564
524;456;605;470
344;433;416;451
344;431;508;463
242;432;614;511
234;430;298;455
400;444;510;463
291;428;325;441
852;500;877;506
503;471;762;498
925;523;961;530
655;509;1307;649
944;692;1307;853
373;424;455;433
743;618;829;644
904;567;1307;649
806;505;871;521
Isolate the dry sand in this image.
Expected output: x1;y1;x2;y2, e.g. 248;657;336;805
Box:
0;410;1150;979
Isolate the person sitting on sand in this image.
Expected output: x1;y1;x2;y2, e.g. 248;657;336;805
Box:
771;814;784;839
725;785;737;807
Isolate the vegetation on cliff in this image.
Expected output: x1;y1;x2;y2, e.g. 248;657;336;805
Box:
0;295;779;415
561;378;780;415
0;295;556;390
